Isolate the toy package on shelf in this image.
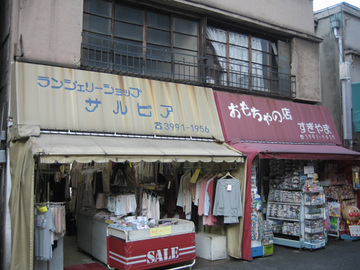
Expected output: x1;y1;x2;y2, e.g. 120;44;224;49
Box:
261;220;274;245
268;220;299;236
268;204;300;220
324;205;331;232
282;221;300;236
251;211;262;241
270;174;304;190
329;216;338;231
305;219;324;233
323;185;355;200
305;207;324;219
251;192;262;211
327;201;341;217
304;180;323;193
352;166;360;190
304;193;325;205
268;189;302;203
251;165;257;187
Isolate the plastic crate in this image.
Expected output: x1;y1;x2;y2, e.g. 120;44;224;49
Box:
263;244;273;256
251;246;264;257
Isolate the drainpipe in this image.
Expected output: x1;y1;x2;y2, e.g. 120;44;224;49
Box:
332;18;353;149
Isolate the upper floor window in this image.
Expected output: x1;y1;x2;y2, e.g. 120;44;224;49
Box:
205;26;291;96
82;0;292;97
82;0;200;81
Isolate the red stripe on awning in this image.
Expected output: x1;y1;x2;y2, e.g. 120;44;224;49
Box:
232;142;360;160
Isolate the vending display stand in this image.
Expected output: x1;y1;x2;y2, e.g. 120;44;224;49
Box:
303;183;326;250
107;218;196;270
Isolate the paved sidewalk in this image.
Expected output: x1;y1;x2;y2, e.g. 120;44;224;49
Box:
193;237;360;270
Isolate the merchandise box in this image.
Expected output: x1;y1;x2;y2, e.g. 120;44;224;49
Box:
195;232;227;261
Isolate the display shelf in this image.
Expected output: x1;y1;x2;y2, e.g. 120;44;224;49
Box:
304;240;326;250
267;188;304;248
251;179;274;258
303;185;326;250
305;213;324;220
322;183;356;237
269;202;302;206
273;237;304;249
268;217;300;222
305;227;324;234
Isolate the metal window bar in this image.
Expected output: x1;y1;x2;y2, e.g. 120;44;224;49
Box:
81;32;294;98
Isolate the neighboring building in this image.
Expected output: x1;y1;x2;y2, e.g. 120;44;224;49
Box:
315;2;360;151
0;1;323;270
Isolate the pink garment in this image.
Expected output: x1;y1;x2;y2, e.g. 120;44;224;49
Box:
197;179;207;216
203;178;217;225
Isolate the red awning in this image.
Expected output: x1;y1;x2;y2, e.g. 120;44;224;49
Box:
213;91;360;262
214;91;342;145
232;142;360;160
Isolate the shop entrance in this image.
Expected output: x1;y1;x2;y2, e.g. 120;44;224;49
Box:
33;159;242;269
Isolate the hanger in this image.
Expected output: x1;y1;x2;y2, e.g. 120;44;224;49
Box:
219;171;236;181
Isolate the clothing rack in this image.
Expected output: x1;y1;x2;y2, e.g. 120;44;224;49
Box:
141;187;159;198
35;202;65;206
35;201;66;208
181;161;238;172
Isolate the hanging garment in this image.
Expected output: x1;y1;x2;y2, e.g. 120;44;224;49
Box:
96;193;109;209
197;179;208;216
203;177;217;225
126;164;139;187
142;192;148;217
114;194;137;216
79;169;97;208
94;163;111;192
53;205;66;240
155;197;160;220
176;170;192;218
146;193;153;219
213;177;243;224
194;179;202;206
176;173;185;208
142;191;160;219
165;163;179;215
107;196;116;212
34;208;55;261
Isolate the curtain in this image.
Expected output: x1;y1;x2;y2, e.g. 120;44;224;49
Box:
207;26;267;92
251;37;266;91
9;138;35;270
206;27;228;85
229;32;249;88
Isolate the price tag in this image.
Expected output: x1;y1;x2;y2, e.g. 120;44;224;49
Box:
227;184;232;191
150;226;172;237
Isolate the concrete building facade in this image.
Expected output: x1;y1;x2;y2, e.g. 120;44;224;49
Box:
0;1;323;269
315;2;360;151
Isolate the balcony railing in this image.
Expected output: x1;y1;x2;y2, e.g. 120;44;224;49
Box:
81;32;294;98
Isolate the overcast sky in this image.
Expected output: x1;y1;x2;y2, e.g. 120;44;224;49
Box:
313;0;360;11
